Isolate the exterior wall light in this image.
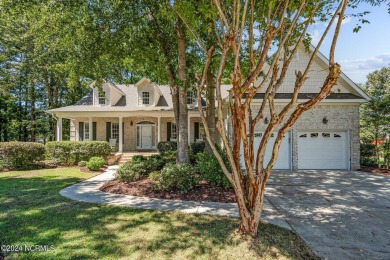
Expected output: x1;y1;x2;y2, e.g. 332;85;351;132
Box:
322;117;328;124
130;121;133;126
264;117;269;124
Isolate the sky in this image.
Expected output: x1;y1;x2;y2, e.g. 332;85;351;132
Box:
309;3;390;85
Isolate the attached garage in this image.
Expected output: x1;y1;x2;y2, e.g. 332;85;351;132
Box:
297;131;349;170
240;131;291;170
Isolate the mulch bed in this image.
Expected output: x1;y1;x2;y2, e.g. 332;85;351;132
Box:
100;177;237;203
360;166;390;176
80;165;107;173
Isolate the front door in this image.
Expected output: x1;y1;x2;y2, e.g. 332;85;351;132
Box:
136;122;155;149
141;125;152;149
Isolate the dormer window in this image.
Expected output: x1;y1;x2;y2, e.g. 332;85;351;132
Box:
98;91;106;105
187;91;194;104
142;91;150;105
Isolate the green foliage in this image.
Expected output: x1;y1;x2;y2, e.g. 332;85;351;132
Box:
148;171;161;181
157;141;178;154
116;161;149;183
360;144;377;167
360;67;390;166
0;142;45;170
46;141;111;166
147;154;167;171
161;150;177;163
197;151;232;189
86;157;105;171
0;158;4;170
156;163;199;194
78;161;87;167
190;141;205;156
132;155;146;163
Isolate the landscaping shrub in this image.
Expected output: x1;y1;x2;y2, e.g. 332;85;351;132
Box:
0;158;4;170
190;141;205;156
360;143;377;167
116;161;149;183
78;161;87;167
131;155;146;163
148;171;161;181
161;150;177;163
0;142;45;170
86;157;105;171
157;141;177;154
197;150;232;189
156;163;199;194
46;141;111;165
147;154;166;171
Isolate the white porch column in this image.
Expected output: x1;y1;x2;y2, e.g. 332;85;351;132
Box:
157;116;161;143
119;117;123;153
88;117;93;141
188;115;191;144
56;117;62;141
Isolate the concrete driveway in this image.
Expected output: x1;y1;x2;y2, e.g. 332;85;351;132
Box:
265;170;390;260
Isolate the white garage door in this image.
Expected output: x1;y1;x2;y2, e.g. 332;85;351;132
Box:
298;132;348;169
240;132;291;170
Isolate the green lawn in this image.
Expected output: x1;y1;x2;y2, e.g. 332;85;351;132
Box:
0;168;318;259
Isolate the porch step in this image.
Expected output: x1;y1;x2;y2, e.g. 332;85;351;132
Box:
118;152;158;165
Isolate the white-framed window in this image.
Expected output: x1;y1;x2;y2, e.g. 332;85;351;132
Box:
98;90;106;105
112;123;119;143
171;123;177;141
142;91;150;105
84;122;90;140
187;91;194;104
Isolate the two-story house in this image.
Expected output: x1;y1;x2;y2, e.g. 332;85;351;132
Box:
47;77;220;153
47;47;369;170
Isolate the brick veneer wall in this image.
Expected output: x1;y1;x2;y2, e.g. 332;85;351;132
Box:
238;104;361;170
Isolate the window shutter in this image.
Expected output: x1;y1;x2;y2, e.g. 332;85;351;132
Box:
194;122;199;142
79;122;84;141
122;122;125;144
106;122;111;141
167;122;171;141
92;122;97;141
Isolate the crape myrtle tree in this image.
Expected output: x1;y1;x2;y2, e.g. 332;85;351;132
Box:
176;0;355;237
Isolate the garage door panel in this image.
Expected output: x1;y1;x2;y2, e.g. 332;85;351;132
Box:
240;132;291;170
298;131;348;170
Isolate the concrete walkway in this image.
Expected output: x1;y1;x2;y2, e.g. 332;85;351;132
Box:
60;166;390;260
60;165;291;230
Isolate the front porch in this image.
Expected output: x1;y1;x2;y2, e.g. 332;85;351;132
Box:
55;112;204;153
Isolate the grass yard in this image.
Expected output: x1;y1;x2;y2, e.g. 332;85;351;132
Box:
0;168;318;259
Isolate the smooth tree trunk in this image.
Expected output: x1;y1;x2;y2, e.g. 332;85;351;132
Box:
205;70;216;151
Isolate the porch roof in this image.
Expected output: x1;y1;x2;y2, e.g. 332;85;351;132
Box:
47;105;174;113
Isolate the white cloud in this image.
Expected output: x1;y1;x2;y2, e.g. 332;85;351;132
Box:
310;29;321;45
339;53;390;83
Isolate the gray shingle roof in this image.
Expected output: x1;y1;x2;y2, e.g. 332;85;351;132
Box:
75;89;93;105
247;93;364;99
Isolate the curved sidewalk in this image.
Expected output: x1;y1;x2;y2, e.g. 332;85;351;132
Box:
60;165;292;230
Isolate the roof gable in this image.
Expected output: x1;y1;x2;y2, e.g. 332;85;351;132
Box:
254;45;369;100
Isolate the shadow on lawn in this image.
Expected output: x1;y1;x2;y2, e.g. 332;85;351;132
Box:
0;175;317;259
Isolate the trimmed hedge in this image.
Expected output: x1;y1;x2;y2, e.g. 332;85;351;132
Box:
157;141;177;154
190;141;205;156
87;157;105;171
0;142;45;170
155;163;199;194
116;161;149;183
46;141;111;166
197;150;232;189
